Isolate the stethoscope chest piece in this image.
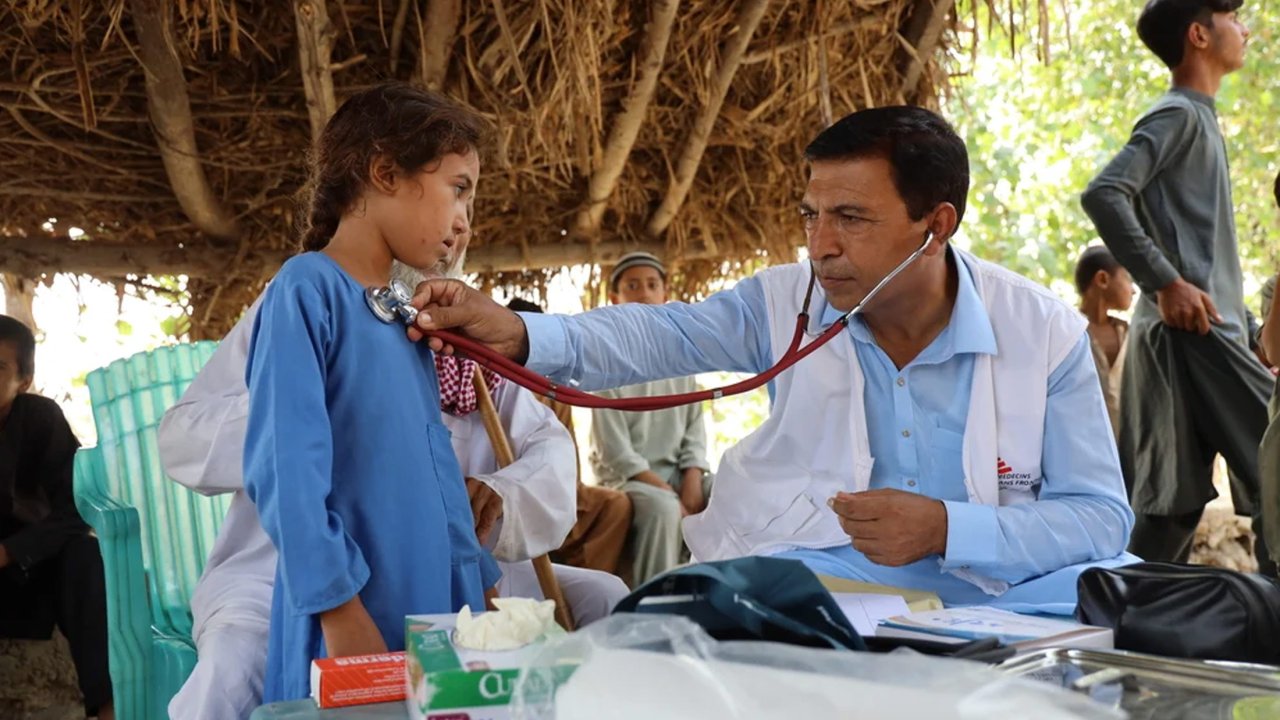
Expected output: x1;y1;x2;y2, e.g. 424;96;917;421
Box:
365;280;417;326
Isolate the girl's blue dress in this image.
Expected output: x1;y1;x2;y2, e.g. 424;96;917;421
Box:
244;252;491;701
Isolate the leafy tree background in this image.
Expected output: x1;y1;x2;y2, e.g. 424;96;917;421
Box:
946;0;1280;307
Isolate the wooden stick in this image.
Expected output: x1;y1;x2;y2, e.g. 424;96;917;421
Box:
471;369;577;632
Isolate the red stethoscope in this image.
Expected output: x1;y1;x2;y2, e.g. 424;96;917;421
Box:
368;233;933;411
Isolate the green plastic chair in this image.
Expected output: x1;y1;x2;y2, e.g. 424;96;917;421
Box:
73;341;228;720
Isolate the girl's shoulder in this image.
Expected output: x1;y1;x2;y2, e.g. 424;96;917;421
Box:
266;252;360;300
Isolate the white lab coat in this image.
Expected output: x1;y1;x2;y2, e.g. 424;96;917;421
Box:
161;297;622;720
684;250;1100;595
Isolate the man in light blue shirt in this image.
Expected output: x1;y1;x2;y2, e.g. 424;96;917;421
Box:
410;107;1136;614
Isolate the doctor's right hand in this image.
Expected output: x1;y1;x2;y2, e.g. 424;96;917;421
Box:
408;279;531;363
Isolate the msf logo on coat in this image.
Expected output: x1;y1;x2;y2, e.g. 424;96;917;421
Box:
997;457;1037;490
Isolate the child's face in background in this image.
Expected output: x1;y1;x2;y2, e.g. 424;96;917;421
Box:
0;340;32;417
376;150;479;273
1102;267;1135;312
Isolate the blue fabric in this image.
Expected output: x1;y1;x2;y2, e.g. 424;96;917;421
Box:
244;253;489;702
521;251;1135;611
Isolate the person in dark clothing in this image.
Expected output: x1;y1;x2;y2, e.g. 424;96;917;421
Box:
0;315;113;720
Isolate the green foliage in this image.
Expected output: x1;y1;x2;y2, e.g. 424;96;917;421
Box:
948;0;1280;304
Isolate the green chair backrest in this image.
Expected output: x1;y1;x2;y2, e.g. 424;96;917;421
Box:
85;342;226;638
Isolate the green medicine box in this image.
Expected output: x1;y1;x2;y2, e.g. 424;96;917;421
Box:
404;613;575;720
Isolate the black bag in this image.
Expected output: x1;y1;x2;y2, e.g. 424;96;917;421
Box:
613;556;866;650
1075;562;1280;664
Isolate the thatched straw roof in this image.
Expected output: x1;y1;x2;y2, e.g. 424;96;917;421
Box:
0;0;955;337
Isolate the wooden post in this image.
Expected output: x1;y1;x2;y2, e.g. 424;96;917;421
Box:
1;273;38;331
472;369;576;632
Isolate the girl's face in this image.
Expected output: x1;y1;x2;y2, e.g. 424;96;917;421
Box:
375;150;479;273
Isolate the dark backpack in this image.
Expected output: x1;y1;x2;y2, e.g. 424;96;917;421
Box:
1076;562;1280;664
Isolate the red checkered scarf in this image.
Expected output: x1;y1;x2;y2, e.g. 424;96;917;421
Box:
435;354;505;416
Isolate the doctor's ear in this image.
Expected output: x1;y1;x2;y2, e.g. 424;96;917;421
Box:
923;202;959;247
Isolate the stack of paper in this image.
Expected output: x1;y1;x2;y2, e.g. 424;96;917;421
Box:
816;575;943;612
828;593;911;636
876;607;1113;651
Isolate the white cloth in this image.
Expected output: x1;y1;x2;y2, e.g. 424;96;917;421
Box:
683;251;1086;594
161;296;599;720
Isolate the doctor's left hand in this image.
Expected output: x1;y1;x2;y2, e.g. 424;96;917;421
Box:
466;477;504;545
829;489;948;567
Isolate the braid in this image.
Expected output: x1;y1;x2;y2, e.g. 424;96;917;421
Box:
299;175;346;251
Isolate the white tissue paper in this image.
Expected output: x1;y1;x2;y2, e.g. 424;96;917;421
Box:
454;597;559;651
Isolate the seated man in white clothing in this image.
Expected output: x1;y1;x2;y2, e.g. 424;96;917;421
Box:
409;106;1139;616
161;251;627;720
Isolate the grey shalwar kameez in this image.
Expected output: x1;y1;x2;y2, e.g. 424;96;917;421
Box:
1082;87;1275;573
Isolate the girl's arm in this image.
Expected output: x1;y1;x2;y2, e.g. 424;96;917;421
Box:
243;273;372;621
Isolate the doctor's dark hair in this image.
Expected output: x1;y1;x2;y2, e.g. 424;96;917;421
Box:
1137;0;1244;68
0;315;36;379
804;106;969;225
299;82;491;251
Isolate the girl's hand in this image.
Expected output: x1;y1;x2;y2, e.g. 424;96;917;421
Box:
320;596;388;659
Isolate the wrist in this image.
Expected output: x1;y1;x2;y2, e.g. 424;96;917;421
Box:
513;313;531;365
932;501;949;556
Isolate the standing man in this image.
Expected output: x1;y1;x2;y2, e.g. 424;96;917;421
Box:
590;252;713;585
1081;0;1275;571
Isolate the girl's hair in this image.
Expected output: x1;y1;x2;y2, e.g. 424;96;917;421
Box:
300;82;491;251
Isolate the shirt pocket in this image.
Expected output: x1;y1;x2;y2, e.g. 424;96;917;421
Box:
930;427;968;502
423;422;481;564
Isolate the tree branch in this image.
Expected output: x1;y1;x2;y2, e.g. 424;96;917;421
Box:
573;0;681;240
645;0;771;239
294;0;339;143
129;0;240;240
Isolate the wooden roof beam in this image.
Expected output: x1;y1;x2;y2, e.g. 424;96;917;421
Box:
0;236;716;278
573;0;682;241
294;0;339;142
645;0;771;239
419;0;462;91
899;0;955;102
129;0;240;240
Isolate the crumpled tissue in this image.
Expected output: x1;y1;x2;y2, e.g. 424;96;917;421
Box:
453;597;559;651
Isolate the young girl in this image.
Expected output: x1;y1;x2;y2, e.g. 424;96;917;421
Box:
243;82;495;701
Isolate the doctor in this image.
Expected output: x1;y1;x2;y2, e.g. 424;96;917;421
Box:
160;243;627;720
409;106;1138;614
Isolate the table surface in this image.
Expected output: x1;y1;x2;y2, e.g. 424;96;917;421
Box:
249;701;407;719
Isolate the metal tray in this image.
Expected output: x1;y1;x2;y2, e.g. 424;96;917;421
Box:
1000;648;1280;719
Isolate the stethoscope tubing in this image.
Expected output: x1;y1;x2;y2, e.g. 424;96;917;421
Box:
412;233;934;411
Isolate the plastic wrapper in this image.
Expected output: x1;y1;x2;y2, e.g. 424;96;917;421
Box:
509;615;1126;720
